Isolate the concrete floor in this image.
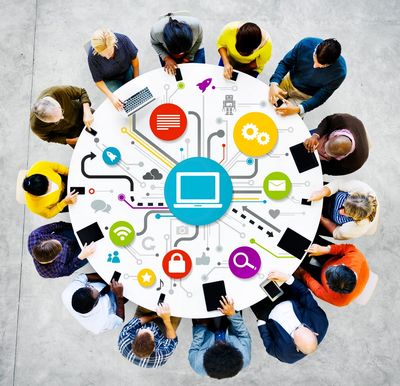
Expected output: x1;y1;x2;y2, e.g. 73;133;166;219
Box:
1;0;399;385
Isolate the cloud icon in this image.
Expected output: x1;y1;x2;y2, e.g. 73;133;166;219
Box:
143;168;163;180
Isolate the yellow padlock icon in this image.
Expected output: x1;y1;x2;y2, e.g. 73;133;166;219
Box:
168;252;186;273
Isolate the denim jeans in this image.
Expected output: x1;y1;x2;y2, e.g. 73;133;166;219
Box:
105;66;133;92
217;57;259;78
159;48;206;67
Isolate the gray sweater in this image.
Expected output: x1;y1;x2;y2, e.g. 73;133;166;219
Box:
150;13;203;61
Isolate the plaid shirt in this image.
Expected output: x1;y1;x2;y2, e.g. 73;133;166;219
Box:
27;222;87;278
118;317;178;368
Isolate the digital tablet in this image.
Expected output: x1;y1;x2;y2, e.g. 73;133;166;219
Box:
277;228;312;259
289;142;319;173
76;222;104;246
202;280;227;311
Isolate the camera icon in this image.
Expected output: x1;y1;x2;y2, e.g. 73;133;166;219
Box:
176;225;189;235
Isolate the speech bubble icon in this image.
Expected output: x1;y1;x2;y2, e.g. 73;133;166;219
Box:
103;204;112;213
91;200;107;213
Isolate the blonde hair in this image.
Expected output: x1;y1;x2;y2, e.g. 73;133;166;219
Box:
343;193;377;222
91;28;118;55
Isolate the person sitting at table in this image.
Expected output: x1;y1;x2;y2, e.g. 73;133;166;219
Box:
304;113;369;176
297;243;369;307
88;28;139;111
217;21;272;79
27;221;94;278
30;85;93;147
309;178;379;240
62;273;125;334
118;303;180;368
188;296;251;379
22;160;78;218
150;11;205;75
251;271;328;364
269;37;346;116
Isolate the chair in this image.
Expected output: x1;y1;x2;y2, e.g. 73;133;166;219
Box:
83;41;91;55
355;271;378;305
16;169;28;204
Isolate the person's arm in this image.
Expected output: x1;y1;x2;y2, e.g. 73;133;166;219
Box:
320;216;337;235
300;77;346;113
157;303;176;339
255;38;273;73
55;85;91;106
269;41;300;84
111;280;125;321
258;323;279;358
43;161;68;176
325;179;373;197
131;57;139;78
308;186;331;202
150;26;171;60
218;47;233;79
94;80;124;111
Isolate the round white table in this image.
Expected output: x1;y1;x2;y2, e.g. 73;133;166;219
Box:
69;63;322;318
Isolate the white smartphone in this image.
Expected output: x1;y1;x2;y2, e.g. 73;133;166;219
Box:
260;279;284;301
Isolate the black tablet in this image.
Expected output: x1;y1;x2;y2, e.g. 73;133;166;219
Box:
202;281;227;311
76;222;104;245
289;142;319;173
277;228;312;259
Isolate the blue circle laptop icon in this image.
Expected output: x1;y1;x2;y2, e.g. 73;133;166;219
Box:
164;157;233;226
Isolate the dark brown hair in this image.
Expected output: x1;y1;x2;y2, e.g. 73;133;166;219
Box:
132;331;155;358
32;240;62;263
235;22;262;56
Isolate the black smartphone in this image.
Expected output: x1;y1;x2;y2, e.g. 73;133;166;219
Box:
85;127;97;136
274;99;284;108
70;186;85;194
111;271;121;282
231;71;239;81
260;279;284;301
203;281;227;311
301;198;312;206
175;68;183;81
157;293;166;305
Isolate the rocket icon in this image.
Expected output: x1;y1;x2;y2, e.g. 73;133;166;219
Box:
196;78;212;93
106;151;117;162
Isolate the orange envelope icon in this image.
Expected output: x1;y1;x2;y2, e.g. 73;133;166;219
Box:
268;180;286;191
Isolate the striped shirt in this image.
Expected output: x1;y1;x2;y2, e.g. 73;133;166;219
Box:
118;317;178;368
331;192;353;225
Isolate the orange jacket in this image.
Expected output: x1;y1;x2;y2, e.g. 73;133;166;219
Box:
302;244;369;307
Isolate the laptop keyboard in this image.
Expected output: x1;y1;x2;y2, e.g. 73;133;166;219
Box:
123;87;155;116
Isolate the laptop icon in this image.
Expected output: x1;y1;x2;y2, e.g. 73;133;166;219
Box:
173;172;223;208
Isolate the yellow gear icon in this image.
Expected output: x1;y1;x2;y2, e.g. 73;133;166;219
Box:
241;123;258;140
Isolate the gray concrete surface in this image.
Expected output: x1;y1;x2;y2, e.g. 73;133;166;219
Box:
1;0;399;385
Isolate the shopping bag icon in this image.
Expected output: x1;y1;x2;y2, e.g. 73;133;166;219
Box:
168;253;186;273
268;180;286;191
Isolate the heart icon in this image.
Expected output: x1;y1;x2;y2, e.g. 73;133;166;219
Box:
269;209;280;219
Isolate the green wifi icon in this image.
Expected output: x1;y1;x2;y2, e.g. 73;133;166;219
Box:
109;221;135;246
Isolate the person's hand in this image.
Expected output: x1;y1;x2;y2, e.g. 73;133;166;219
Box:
139;314;157;325
267;271;290;283
78;242;96;260
275;100;300;116
269;83;287;105
217;296;235;316
182;57;190;63
63;190;79;205
304;134;320;152
223;63;233;79
83;110;94;128
164;57;178;75
110;279;124;298
305;244;331;256
293;266;307;279
156;303;171;321
308;187;329;202
109;94;124;111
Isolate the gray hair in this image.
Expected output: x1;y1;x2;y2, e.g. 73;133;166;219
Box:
32;98;59;121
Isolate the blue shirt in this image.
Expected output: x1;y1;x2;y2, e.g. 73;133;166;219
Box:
27;222;87;278
118;317;178;368
188;312;252;376
331;191;353;225
270;37;347;112
88;32;138;83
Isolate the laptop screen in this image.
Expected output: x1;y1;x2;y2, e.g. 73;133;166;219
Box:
176;172;220;203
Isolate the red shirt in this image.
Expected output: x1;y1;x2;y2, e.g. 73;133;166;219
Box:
303;244;369;307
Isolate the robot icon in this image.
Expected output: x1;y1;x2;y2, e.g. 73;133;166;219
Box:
222;95;236;115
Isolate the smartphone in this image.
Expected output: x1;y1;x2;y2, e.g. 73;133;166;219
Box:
301;198;312;206
85;127;97;136
111;271;121;282
231;71;239;81
175;68;183;81
260;279;284;301
70;186;85;194
274;99;284;108
157;293;166;305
